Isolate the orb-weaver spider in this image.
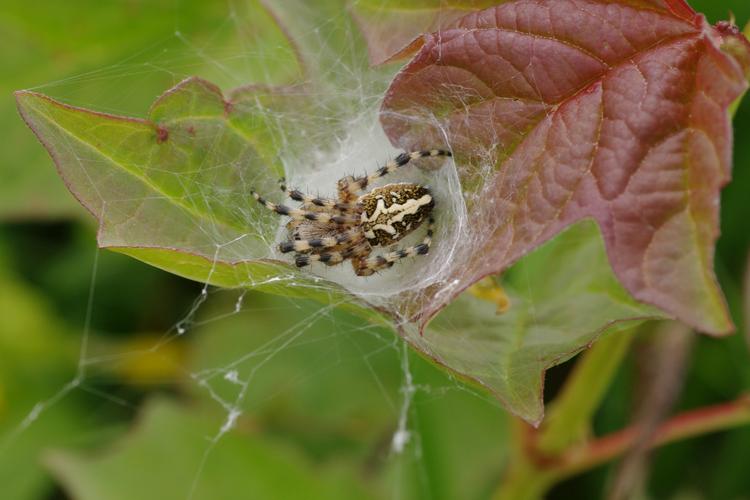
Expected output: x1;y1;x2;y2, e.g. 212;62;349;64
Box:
251;149;451;276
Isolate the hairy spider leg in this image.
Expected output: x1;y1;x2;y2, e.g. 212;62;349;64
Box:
279;228;363;253
295;239;372;268
278;181;355;212
251;191;359;224
355;217;435;276
338;149;452;202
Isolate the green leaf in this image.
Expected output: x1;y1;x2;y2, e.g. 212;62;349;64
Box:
349;0;498;65
409;220;663;424
45;398;373;500
185;292;511;500
14;79;359;306
3;0;300;220
264;0;368;81
187;294;399;437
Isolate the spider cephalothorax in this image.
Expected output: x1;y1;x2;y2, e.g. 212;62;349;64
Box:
251;149;451;276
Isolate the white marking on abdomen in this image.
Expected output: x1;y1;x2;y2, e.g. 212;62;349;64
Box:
366;194;432;223
372;224;397;235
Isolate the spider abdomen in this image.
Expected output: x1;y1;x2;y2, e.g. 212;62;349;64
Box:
359;183;434;246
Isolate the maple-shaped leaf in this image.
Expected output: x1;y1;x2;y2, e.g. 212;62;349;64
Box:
381;0;750;334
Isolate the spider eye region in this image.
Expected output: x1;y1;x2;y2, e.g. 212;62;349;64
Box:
359;183;434;246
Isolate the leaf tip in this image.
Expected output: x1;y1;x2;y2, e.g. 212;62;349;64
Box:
14;89;48;117
715;19;750;82
13;90;64;155
665;0;698;23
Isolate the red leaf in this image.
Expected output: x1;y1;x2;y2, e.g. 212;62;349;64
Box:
381;0;750;334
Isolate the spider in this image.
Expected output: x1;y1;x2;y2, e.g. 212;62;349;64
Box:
251;149;452;276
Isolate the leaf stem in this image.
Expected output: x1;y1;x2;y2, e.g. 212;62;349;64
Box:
557;394;750;477
496;394;750;499
493;420;557;500
492;461;555;500
536;329;635;454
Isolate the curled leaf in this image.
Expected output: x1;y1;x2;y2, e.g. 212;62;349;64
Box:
15;0;748;421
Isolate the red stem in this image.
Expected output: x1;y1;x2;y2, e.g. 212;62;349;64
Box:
555;394;750;476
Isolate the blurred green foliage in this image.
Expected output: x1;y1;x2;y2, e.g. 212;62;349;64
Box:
1;1;750;499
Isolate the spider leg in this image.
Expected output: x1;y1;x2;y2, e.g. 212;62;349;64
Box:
294;239;371;268
338;149;451;199
278;182;355;212
354;217;434;276
278;229;362;253
251;191;358;224
295;251;344;267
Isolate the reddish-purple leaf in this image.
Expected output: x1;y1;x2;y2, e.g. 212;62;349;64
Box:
381;0;750;334
351;0;701;65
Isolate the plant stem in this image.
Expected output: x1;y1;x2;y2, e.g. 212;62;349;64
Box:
493;419;558;500
744;251;750;347
493;461;556;500
557;394;750;476
536;329;635;454
495;394;750;499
